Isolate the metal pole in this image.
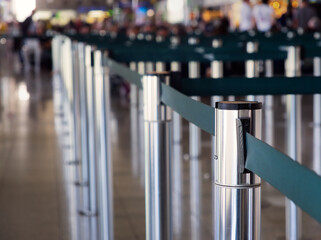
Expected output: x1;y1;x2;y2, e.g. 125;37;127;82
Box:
265;60;274;147
169;36;183;236
170;36;182;144
138;61;146;186
84;44;98;239
214;101;262;239
188;37;201;160
94;50;114;240
210;40;224;236
285;46;302;240
313;57;321;175
70;41;83;240
77;42;91;240
129;62;140;177
143;73;172;240
61;38;81;240
156;36;166;72
145;34;154;73
172;125;183;237
246;42;259;101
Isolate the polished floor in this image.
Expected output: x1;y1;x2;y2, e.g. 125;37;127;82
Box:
0;43;320;240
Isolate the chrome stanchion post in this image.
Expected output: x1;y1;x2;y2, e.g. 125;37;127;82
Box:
94;50;114;240
169;36;183;236
84;44;98;239
265;59;274;146
64;38;81;240
313;57;321;175
155;37;166;72
145;34;155;73
210;41;224;234
170;36;181;73
129;62;139;176
285;46;302;240
214;101;262;239
129;62;138;108
246;42;259;101
188;37;202;239
188;37;201;159
143;73;172;240
170;36;182;144
77;42;91;240
71;41;83;240
138;61;146;186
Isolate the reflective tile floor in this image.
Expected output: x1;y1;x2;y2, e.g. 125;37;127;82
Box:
0;44;320;240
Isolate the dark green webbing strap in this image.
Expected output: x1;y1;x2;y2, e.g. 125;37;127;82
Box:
245;133;321;224
180;76;321;96
105;58;143;89
161;83;215;135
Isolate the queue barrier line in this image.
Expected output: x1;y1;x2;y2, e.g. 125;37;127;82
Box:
246;133;321;224
105;55;321;225
105;58;143;89
180;76;321;96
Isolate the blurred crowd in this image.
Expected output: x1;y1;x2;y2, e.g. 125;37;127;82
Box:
4;0;321;40
4;0;321;73
240;0;320;33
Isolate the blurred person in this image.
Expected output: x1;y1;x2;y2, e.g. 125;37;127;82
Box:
294;0;317;31
170;24;186;37
79;23;91;35
21;9;41;72
214;16;230;35
308;16;321;31
253;0;274;32
9;19;23;72
278;1;296;29
156;25;170;40
239;0;254;31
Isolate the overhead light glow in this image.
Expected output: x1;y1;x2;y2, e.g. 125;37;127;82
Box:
167;0;185;23
13;0;36;22
147;9;154;17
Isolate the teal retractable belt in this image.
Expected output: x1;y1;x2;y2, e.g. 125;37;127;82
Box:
245;133;321;224
160;83;215;135
180;76;321;96
105;58;143;90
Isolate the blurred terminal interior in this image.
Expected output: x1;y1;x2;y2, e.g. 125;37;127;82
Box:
0;0;321;240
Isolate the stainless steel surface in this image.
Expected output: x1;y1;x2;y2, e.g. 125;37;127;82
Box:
77;42;91;240
138;61;146;186
143;75;171;121
170;62;181;72
62;38;80;240
85;44;99;239
285;46;302;240
70;41;82;240
188;61;201;159
146;62;154;74
94;50;114;240
143;73;172;240
265;59;274;147
215;102;262;239
313;57;321;175
156;62;166;72
129;62;140;178
170;61;182;144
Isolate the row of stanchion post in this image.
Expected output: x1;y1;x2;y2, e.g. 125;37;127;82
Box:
52;32;321;240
